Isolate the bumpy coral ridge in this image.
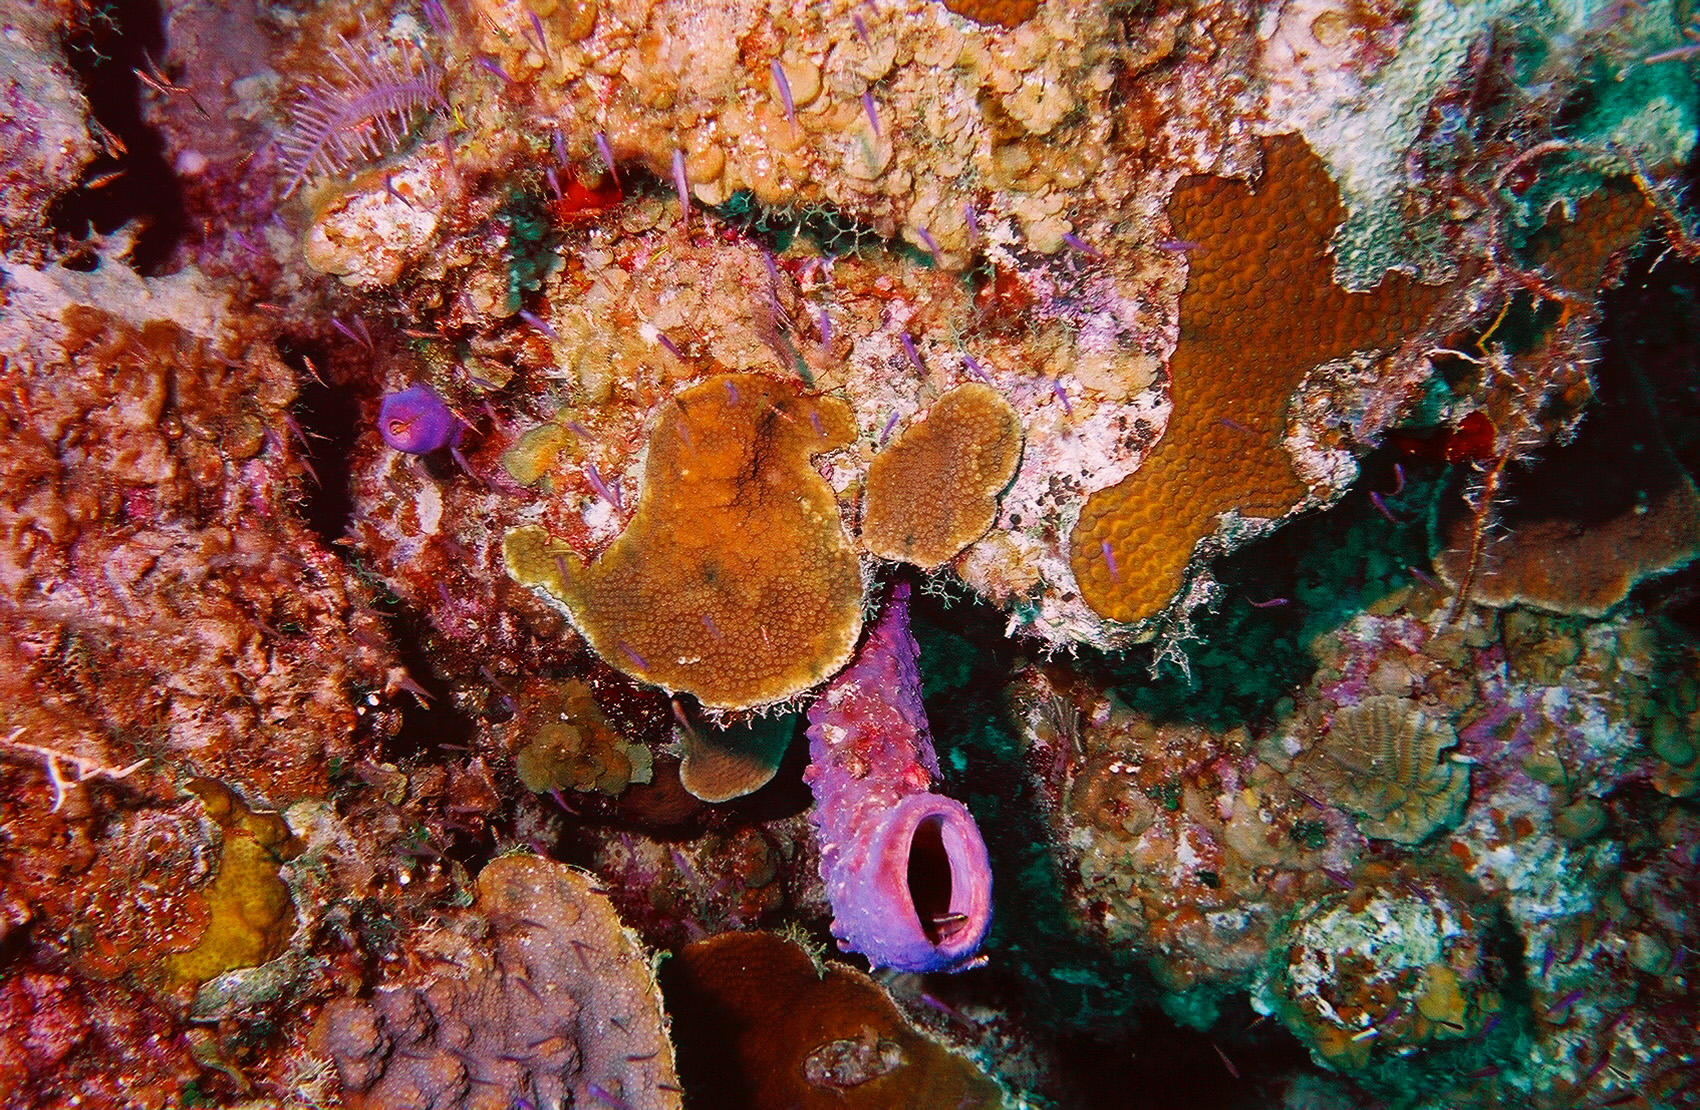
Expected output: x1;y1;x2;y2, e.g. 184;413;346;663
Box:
505;373;864;711
311;855;680;1110
1069;136;1454;624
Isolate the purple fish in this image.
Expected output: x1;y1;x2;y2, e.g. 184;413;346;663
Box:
379;383;459;454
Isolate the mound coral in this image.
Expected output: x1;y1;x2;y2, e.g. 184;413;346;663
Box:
664;931;1007;1110
805;581;992;973
311;855;680;1110
862;383;1023;569
1255;864;1501;1069
1069;135;1455;626
505;373;865;711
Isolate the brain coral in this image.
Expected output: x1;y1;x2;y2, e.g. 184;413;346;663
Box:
1289;695;1470;845
862;383;1023;569
1069;135;1453;625
505;373;864;711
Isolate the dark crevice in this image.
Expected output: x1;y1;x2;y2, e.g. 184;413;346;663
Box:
47;0;186;274
278;340;361;549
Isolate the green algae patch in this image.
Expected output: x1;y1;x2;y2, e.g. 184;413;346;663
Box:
162;780;300;988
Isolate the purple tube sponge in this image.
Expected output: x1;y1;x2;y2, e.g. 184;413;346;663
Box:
805;581;993;972
379;383;459;455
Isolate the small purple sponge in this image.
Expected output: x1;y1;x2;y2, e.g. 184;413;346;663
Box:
805;581;993;972
379;383;459;454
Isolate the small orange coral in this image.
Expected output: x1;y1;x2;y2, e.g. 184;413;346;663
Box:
664;931;1006;1110
939;0;1039;28
862;383;1023;569
506;373;864;711
1069;136;1452;624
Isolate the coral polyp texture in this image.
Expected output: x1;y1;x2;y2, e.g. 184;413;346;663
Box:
506;372;866;711
862;382;1024;569
4;0;1700;1103
1070;135;1458;627
1286;695;1471;845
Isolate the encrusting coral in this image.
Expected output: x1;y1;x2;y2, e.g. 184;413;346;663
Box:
311;854;681;1110
510;676;655;796
1436;484;1700;617
4;0;1698;1103
505;372;865;712
1070;135;1458;626
862;383;1023;569
160;779;301;988
663;930;1007;1110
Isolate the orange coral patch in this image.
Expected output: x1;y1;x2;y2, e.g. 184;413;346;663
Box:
940;0;1039;28
1069;136;1453;624
505;373;864;711
862;383;1023;569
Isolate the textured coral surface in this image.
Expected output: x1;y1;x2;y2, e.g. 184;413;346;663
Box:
863;382;1023;569
506;372;865;711
1070;136;1455;625
310;855;682;1110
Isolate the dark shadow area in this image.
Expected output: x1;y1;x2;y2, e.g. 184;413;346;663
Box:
48;0;187;273
278;340;361;549
1054;996;1318;1110
909;815;954;944
1093;448;1445;732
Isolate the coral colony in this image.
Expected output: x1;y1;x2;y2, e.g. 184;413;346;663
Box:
2;0;1700;1106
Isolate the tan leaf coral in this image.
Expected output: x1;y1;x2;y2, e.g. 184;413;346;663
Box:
311;855;681;1110
862;383;1023;569
505;373;864;711
1069;136;1454;625
1289;696;1470;845
1436;484;1700;618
